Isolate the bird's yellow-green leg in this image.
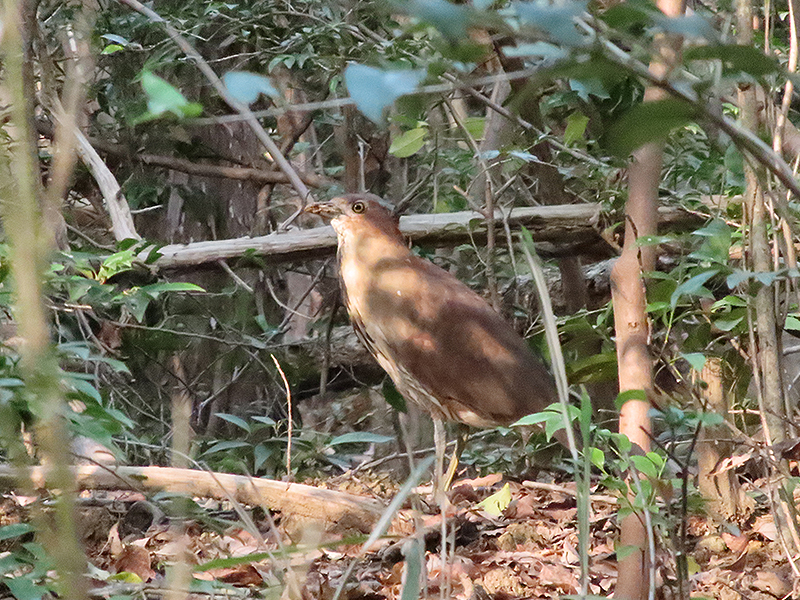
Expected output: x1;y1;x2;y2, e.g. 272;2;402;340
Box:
443;424;469;491
433;417;447;503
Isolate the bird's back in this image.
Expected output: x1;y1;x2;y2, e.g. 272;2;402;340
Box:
337;219;558;427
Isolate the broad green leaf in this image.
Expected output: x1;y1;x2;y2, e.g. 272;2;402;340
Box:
726;269;751;288
681;352;706;373
329;432;394;445
477;483;512;516
222;71;279;105
691;219;731;264
630;454;659;479
589;447;604;469
202;440;250;455
253;443;274;471
564;112;589;145
214;413;251;433
383;379;407;412
713;316;744;331
685;44;781;78
136;71;202;123
3;576;45;600
344;64;425;124
503;41;568;60
389;127;427;157
0;524;33;542
606;98;696;156
399;0;471;42
786;315;800;331
252;415;277;427
615;389;647;410
670;269;718;308
515;0;589;47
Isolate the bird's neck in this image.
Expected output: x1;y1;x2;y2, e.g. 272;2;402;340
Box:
334;221;408;265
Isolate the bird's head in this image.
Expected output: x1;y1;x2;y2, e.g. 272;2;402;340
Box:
305;194;402;240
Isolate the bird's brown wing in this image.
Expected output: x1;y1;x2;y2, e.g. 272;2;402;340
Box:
360;254;557;427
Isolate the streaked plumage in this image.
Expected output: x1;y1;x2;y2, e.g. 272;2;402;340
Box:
306;193;558;429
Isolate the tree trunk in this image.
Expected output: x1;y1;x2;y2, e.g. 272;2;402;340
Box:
613;0;686;595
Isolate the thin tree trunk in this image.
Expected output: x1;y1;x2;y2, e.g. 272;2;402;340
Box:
738;0;786;446
613;0;686;595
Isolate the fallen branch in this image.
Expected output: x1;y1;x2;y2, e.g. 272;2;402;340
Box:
0;465;384;533
149;204;700;269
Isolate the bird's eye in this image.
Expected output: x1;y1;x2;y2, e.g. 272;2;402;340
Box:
351;201;366;214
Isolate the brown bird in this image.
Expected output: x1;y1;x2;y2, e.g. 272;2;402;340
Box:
306;193;560;493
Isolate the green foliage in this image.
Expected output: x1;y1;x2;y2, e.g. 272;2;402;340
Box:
198;413;394;478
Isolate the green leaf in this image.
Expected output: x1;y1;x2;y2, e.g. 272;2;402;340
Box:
399;0;471;42
345;64;425;124
726;269;751;288
214;413;251;433
253;443;274;471
329;432;394;445
0;524;33;542
606;98;696;156
477;483;512;516
222;71;279;105
681;352;706;373
135;71;202;124
383;379;407;412
503;41;568;60
630;454;659;479
691;219;731;264
786;315;800;331
588;447;604;469
3;576;45;600
202;440;250;455
139;282;205;296
563;112;589;145
251;415;276;427
670;269;718;308
713;316;744;331
685;44;781;78
515;0;589;47
615;389;647;410
389;127;427;157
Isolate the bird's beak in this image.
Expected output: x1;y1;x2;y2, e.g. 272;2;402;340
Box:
304;201;339;219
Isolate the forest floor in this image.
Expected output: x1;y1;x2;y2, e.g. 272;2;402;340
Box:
0;467;796;600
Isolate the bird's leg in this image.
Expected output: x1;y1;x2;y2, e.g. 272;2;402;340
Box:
442;424;469;491
433;417;446;503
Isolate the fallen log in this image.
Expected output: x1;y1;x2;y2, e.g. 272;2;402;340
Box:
0;465;384;534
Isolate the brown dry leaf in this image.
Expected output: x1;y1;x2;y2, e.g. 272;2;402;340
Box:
721;532;749;554
539;562;578;594
452;473;504;489
509;493;538;519
711;450;754;476
749;570;791;597
481;566;526;596
222;528;261;556
206;564;264;587
112;545;154;582
752;514;778;541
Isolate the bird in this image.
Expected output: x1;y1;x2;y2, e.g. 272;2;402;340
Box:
305;193;561;497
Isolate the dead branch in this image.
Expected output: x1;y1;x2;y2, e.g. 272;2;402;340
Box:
0;465;383;533
148;204;699;269
73;128;140;241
